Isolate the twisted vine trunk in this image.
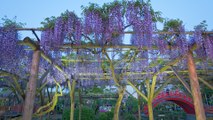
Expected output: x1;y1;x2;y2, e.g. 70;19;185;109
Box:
187;50;206;120
23;50;40;120
147;100;154;120
68;80;76;120
113;87;126;120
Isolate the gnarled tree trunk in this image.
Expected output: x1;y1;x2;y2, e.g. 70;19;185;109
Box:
68;80;76;120
113;87;126;120
22;50;40;120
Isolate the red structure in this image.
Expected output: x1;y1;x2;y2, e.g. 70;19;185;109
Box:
144;90;213;114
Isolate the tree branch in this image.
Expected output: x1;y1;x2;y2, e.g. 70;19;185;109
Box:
170;66;191;94
127;80;148;101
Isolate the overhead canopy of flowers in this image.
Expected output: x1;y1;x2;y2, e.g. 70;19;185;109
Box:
0;0;212;87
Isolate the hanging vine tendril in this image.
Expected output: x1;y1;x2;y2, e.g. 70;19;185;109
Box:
33;79;62;117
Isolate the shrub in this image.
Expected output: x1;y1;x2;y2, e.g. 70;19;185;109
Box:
96;111;113;120
123;114;136;120
62;106;95;120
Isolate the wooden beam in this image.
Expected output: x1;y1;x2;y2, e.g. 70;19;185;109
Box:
153;76;173;98
21;37;69;79
127;80;148;101
198;77;213;90
16;28;213;35
187;50;206;120
170;66;191;94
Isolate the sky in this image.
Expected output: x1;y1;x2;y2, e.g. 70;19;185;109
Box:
0;0;213;31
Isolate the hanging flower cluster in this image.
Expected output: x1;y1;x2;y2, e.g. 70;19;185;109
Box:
41;29;55;51
155;36;168;54
126;2;153;49
1;1;213;90
108;3;124;45
205;36;213;60
193;26;213;61
40;11;82;51
0;26;18;63
175;25;188;55
40;1;155;50
77;79;114;88
0;25;32;77
84;10;103;44
54;17;65;48
82;2;126;45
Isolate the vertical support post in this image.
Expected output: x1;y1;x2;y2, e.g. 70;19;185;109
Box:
68;80;76;120
187;50;206;120
23;50;40;120
113;87;126;120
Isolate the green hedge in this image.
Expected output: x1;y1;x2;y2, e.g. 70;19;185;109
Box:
62;106;95;120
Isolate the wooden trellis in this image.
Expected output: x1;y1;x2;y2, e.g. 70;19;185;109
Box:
1;28;212;120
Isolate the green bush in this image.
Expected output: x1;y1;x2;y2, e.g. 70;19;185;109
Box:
96;111;113;120
62;106;95;120
106;111;113;119
125;96;138;114
62;108;71;120
97;113;108;120
123;114;136;120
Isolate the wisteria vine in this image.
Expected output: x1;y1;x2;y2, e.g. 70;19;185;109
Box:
0;0;213;90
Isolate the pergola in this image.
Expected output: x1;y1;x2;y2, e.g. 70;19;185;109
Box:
0;1;213;120
16;29;212;120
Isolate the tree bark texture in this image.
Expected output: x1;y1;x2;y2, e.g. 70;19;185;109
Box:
113;87;126;120
22;50;40;120
187;50;206;120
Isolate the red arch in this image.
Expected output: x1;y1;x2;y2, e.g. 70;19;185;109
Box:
144;91;213;114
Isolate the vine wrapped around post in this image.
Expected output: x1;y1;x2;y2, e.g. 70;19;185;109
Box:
113;86;126;120
68;79;76;120
34;79;63;117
